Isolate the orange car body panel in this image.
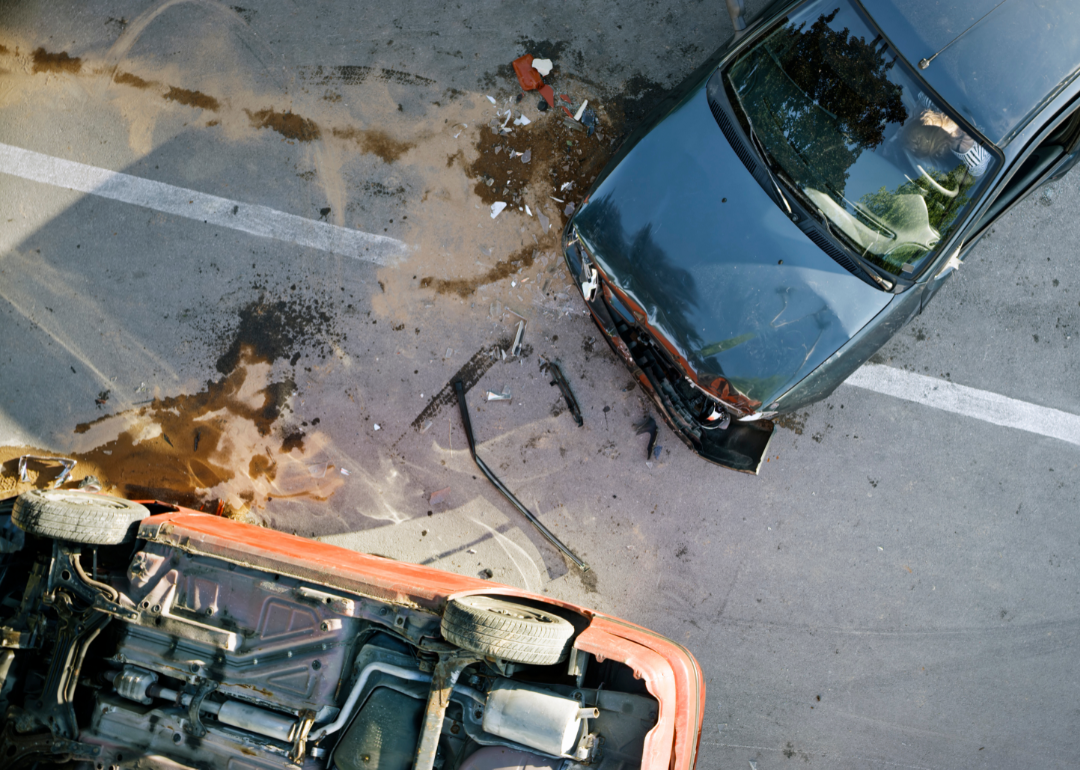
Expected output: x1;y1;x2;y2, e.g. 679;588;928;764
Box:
138;509;705;770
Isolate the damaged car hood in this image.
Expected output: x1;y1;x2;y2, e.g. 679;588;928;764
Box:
573;80;894;407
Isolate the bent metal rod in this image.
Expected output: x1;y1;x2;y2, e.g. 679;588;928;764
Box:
453;380;590;572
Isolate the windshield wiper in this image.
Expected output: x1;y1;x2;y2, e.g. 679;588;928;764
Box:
809;206;894;290
743;113;793;216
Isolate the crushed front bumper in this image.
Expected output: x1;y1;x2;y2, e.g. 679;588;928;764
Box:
563;222;774;473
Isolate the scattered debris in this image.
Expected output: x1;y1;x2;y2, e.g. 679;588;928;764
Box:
511;54;554;108
445;347;454;359
525;204;532;216
485;389;512;402
420;419;434;433
564;202;576;217
538;210;551;233
78;474;102;492
510;320;526;357
521;149;531;163
573;100;589;121
466;548;477;554
429;487;451;505
17;455;76;488
537;99;549;112
340;468;350;476
486;95;496;104
634;416;658;461
513;114;531;126
453;380;589;572
373;423;381;431
490;201;507;218
480;568;495;579
532;58;553;76
541;358;584;427
580;108;598;136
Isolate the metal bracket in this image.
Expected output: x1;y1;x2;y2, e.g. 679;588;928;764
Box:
185;679;218;738
413;653;482;770
289;709;317;762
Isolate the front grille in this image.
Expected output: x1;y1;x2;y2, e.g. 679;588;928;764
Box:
598;290;711;441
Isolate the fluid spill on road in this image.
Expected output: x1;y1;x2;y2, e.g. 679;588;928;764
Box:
164;85;220;111
331;126;414;163
114;70;154;89
0;294;346;518
0;349;339;517
420;246;535;298
31;48;81;74
245;107;321;141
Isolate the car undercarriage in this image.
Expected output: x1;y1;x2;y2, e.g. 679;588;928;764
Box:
0;492;667;770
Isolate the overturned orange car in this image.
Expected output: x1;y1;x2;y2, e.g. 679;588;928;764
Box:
0;490;704;770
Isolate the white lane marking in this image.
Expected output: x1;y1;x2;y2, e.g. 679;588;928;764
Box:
0;142;408;264
846;364;1080;447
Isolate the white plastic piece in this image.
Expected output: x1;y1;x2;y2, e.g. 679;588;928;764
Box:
581;268;599;302
513;114;532;126
573;100;588;121
486;95;496;104
532;58;553;76
373;424;381;431
482;680;587;757
525;205;532;216
490;202;508;219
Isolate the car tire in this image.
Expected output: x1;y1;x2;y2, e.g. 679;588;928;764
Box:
12;490;149;545
441;595;575;665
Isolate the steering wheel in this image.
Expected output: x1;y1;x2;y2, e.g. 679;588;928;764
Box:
915;164;958;198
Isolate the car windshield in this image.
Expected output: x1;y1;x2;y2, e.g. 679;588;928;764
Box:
725;0;998;278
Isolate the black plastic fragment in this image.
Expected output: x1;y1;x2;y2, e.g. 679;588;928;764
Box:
541;358;583;427
634;416;658;461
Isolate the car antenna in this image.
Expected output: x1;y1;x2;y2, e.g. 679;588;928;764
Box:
919;0;1015;69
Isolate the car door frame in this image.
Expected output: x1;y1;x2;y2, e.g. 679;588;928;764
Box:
939;90;1080;275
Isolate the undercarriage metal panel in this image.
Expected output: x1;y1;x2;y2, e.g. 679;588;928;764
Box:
84;693;321;770
115;544;363;714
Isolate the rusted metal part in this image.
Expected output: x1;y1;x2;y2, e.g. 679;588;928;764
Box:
453;380;589;572
413;652;481;770
289;709;317;762
17;455;76;488
0;721;102;770
541;358;584;427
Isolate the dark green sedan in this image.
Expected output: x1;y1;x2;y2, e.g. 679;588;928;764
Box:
564;0;1080;472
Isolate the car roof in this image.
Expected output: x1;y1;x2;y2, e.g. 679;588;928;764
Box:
862;0;1080;145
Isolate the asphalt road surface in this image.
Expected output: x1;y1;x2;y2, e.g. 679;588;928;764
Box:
2;2;1079;769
